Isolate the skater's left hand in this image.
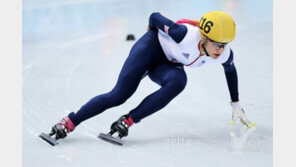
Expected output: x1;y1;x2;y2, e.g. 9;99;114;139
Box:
147;25;157;31
229;101;255;128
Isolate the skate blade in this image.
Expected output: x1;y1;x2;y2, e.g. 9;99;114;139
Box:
39;133;58;146
98;133;125;146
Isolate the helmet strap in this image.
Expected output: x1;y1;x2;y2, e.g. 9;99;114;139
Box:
201;43;210;57
199;34;210;57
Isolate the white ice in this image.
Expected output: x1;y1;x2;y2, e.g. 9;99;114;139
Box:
22;0;273;166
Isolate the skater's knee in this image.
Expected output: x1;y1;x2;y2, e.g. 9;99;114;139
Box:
107;90;130;106
172;77;187;92
165;73;187;92
113;94;129;106
90;91;128;108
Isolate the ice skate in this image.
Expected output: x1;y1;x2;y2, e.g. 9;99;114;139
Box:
39;117;75;146
98;115;134;146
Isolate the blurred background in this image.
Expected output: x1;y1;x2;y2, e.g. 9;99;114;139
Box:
23;0;273;167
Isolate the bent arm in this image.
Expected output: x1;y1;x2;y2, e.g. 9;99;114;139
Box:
149;12;187;43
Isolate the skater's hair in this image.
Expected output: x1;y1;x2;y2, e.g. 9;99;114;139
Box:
199;32;207;41
198;31;208;55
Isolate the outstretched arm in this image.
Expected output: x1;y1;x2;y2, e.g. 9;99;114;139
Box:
222;50;255;128
222;49;239;102
148;12;187;43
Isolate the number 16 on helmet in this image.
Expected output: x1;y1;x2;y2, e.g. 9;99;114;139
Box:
198;11;236;43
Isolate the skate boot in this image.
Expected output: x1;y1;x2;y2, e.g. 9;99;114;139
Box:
98;114;134;146
51;117;75;140
110;114;134;138
39;117;75;146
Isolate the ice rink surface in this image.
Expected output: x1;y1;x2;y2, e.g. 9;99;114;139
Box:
22;0;273;166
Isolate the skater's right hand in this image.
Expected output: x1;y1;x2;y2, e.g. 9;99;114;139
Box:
229;102;255;128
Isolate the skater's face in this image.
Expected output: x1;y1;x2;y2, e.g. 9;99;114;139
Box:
204;39;227;59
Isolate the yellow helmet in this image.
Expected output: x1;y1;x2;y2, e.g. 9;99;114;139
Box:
198;11;236;43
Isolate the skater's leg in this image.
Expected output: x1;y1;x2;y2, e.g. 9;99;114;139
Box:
128;63;187;123
67;31;165;127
